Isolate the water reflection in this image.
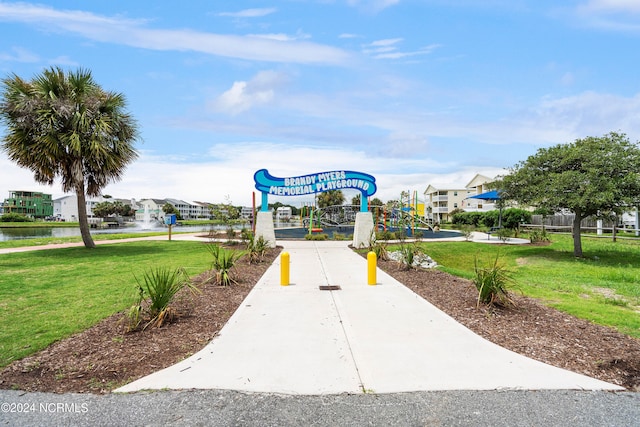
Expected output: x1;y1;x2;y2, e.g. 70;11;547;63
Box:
0;224;216;242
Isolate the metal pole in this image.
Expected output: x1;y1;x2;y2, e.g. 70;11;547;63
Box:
367;251;377;285
280;252;290;286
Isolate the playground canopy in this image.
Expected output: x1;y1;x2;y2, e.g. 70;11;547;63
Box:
468;190;501;201
467;190;503;228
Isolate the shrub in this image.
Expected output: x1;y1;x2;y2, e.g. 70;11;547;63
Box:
453;209;532;230
206;243;245;286
240;227;252;244
481;210;500;228
460;225;475;241
396;243;422;270
376;230;395;240
472;255;516;308
333;232;346;241
501;208;532;229
0;213;35;222
225;227;236;242
246;234;269;264
529;228;550;243
368;238;390;260
452;211;484;227
128;267;198;330
496;227;512;242
305;233;328;240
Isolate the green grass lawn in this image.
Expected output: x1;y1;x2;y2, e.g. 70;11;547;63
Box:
0;231;181;250
3;233;639;369
0;241;213;367
414;234;640;339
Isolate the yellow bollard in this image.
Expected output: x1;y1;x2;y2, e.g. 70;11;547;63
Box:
280;252;290;286
367;251;377;286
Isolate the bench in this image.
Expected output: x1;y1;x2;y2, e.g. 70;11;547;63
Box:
487;226;501;239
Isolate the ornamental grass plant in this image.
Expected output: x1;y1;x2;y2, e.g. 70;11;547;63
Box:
128;266;199;331
206;243;245;286
472;254;517;308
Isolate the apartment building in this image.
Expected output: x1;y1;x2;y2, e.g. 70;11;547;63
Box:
2;191;53;218
53;195;139;222
424;174;495;223
462;174;497;212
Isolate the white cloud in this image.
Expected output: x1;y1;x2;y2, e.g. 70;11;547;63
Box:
572;0;640;32
47;55;79;66
370;38;404;47
512;91;640;143
0;46;39;63
247;30;311;42
363;38;441;60
578;0;640;13
217;8;277;18
374;44;441;60
0;3;350;65
211;70;288;115
347;0;400;13
1;141;496;207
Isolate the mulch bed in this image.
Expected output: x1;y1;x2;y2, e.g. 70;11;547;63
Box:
378;259;640;391
1;243;638;394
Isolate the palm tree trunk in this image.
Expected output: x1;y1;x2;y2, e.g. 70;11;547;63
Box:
572;210;583;258
75;183;96;249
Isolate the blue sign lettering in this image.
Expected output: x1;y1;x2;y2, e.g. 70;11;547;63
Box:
254;169;377;212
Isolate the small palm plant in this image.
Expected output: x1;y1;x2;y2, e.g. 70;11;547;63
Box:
397;243;422;270
246;233;269;264
206;243;245;286
368;230;389;260
128;267;198;331
472;254;517;308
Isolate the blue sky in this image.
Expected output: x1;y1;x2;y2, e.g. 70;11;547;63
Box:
1;0;639;206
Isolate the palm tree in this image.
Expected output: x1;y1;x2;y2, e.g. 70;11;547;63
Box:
0;67;139;248
317;190;345;208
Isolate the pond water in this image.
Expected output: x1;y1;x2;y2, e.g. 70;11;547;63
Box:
0;224;216;242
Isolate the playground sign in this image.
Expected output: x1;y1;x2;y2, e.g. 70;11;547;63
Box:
254;169;377;212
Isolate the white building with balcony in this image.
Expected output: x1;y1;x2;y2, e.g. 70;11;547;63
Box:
461;174;497;212
424;174;496;223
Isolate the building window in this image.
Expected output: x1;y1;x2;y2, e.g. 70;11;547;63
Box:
453;191;458;196
454;203;458;208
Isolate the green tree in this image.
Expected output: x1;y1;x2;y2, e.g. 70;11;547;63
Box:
317;190;345;208
495;132;640;257
162;203;182;220
370;197;384;207
92;201;114;218
351;194;384;208
0;67;139;248
118;203;136;217
210;196;240;224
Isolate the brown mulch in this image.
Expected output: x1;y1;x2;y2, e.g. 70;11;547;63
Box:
377;258;640;392
1;243;639;394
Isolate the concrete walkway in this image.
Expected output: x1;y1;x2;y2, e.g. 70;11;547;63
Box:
117;240;622;394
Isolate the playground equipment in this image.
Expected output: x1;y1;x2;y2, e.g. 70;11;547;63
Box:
298;198;433;236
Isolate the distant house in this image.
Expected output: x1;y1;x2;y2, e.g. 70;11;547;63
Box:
191;201;214;219
53;195;138;222
276;206;292;221
240;206;254;219
424;174;496;223
462;173;496;212
136;199;167;222
2;190;53;218
423;185;469;224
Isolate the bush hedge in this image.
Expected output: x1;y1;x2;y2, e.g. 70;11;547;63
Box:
452;208;531;229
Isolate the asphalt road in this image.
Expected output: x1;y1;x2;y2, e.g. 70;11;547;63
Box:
1;389;639;426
